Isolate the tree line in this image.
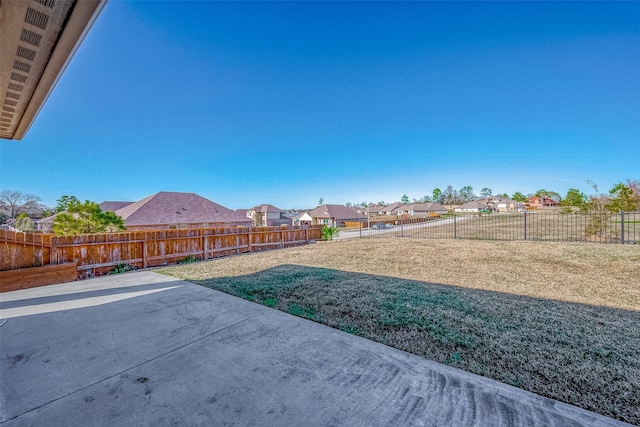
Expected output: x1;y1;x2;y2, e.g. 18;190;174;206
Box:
3;179;638;234
341;179;639;212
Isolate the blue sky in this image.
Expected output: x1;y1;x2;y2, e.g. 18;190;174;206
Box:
2;1;639;210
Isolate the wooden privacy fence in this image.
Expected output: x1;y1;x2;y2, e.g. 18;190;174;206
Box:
1;226;323;279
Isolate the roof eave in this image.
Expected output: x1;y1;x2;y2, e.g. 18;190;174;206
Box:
4;0;108;140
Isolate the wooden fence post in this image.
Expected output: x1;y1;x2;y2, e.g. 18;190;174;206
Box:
203;233;208;260
247;229;252;253
143;239;148;269
50;236;56;266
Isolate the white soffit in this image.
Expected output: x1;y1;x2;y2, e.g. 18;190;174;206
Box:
0;0;107;140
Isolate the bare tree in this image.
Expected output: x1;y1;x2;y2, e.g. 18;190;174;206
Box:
441;185;460;205
0;189;42;220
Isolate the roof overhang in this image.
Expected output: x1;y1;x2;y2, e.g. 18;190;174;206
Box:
0;0;107;140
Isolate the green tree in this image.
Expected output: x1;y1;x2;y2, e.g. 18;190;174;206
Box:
13;212;34;231
459;186;475;202
432;188;442;203
480;187;492;198
55;195;80;213
608;182;639;212
401;194;410;204
40;208;54;218
511;192;528;202
535;189;562;201
52;200;125;236
0;189;42;220
562;188;588;211
317;198;324;207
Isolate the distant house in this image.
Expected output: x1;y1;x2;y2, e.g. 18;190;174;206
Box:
398;203;448;217
247;204;289;227
113;192;251;230
36;192;250;231
487;197;518;212
365;205;385;216
37;212;61;231
381;202;405;216
455;200;489;213
291;211;313;226
526;196;560;210
310;204;367;227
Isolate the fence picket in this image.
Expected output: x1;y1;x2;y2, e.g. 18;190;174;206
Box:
0;226;322;276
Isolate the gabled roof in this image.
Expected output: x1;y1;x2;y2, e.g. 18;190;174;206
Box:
291;211;312;220
114;192;248;226
35;211;62;225
250;204;283;213
366;205;385;213
403;203;429;211
457;200;488;210
381;202;405;213
404;203;448;212
99;201;134;212
310;204;367;220
427;202;449;212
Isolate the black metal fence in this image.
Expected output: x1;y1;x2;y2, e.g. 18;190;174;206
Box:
354;210;639;244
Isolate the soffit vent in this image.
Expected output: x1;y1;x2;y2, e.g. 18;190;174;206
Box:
20;29;43;47
8;83;24;92
3;106;16;113
13;61;32;73
4;100;18;107
16;45;37;61
35;0;56;8
10;73;28;83
6;92;21;100
25;7;50;30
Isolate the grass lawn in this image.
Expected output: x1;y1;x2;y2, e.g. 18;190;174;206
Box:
159;238;640;425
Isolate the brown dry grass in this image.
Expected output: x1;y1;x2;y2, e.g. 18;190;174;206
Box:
160;238;640;424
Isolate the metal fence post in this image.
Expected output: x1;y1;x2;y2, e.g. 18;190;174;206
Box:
453;214;457;239
621;211;625;245
524;210;527;241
